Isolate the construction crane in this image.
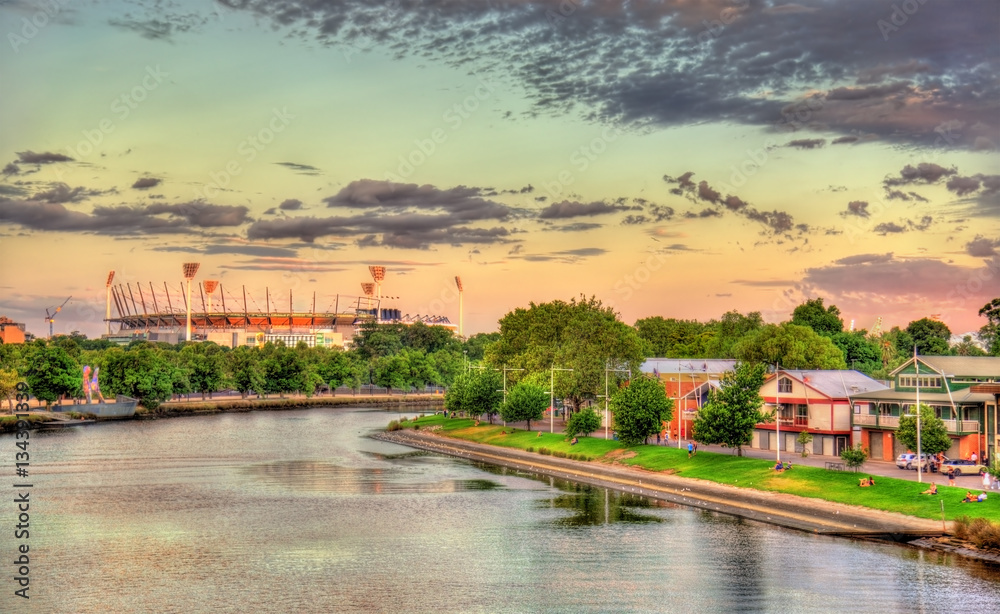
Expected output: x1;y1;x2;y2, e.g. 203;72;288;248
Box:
45;296;71;338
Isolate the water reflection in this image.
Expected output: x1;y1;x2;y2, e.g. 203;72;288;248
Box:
243;459;505;495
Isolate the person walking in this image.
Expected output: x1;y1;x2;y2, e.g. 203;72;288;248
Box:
947;465;956;487
688;441;694;459
983;470;992;491
971;451;978;463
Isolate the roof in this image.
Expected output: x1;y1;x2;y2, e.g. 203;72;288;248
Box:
681;380;722;398
776;370;889;399
851;388;995;405
890;355;1000;378
640;359;737;375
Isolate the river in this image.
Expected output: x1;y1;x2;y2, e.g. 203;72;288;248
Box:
2;407;998;613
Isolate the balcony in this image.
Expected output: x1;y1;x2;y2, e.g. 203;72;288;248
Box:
852;414;979;433
854;414;877;426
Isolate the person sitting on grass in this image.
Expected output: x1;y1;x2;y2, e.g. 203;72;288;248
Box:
961;491;977;503
537;431;542;438
775;462;784;472
921;483;938;495
859;477;875;487
570;437;578;445
978;492;988;502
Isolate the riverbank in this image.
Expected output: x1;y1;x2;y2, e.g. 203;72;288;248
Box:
377;418;1000;564
0;394;444;432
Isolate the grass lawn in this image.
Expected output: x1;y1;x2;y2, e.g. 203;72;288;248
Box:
403;414;1000;523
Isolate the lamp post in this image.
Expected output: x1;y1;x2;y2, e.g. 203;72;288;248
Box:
775;364;782;466
497;366;523;427
550;366;574;433
454;276;464;338
105;270;115;336
915;346;923;484
601;361;630;440
182;262;200;342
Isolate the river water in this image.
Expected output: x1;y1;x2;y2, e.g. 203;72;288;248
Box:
2;407;998;613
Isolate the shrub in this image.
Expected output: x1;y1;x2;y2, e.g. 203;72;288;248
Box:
526;446;534;453
539;448;551;455
554;450;567;458
386;420;401;431
413;424;420;430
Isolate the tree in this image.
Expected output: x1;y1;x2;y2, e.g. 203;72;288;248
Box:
610;376;674;447
24;343;81;407
702;310;764;358
179;343;226;400
261;343;304;397
0;368;20;412
796;431;813;457
464;368;503;423
463;332;500;361
951;335;987;357
486;296;647;416
905;318;952;355
99;346;173;411
499;381;548;430
566;406;602;438
790;298;844;337
896;403;952;456
840;444;868;472
977;298;1000;356
692;362;768;456
732;323;847;369
445;372;471;414
830;331;881;374
228;346;264;398
634;316;709;358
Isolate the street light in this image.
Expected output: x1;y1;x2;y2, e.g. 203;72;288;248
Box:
182;262;200;342
549;366;574;433
915;345;923;484
105;270;115;336
601;361;630;440
775;364;782;466
454;276;464;338
498;366;524;427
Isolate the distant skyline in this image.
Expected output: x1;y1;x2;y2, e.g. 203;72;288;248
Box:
1;0;998;339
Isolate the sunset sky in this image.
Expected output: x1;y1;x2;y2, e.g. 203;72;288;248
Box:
1;0;998;339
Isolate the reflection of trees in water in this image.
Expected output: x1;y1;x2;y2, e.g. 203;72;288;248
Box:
699;513;767;609
244;460;503;494
472;463;665;526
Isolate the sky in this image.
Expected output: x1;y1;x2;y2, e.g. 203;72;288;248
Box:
0;0;998;340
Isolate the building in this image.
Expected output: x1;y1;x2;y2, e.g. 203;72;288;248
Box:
752;370;888;458
0;316;26;344
851;356;1000;462
641;359;737;440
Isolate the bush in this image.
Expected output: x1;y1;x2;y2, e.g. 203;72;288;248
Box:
539;448;551;455
554;450;567;458
839;444;868;471
526;446;534;453
413;424;420;430
952;516;1000;550
386;420;401;431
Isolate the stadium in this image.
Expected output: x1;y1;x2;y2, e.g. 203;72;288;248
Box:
103;265;458;348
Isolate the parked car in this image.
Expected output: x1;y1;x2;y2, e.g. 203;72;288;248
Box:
895;453;917;469
941;459;988;476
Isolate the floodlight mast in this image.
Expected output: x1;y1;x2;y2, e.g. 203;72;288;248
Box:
455;276;464;338
182;263;200;342
368;266;386;301
203;280;219;314
361;283;375;311
105;271;115;335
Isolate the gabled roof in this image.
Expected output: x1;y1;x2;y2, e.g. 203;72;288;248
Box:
890;355;1000;378
773;370;889;399
640;359;737;376
681;380;722;399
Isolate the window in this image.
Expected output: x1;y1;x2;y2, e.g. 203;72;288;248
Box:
898;376;941;389
778;377;792;394
794;404;808;427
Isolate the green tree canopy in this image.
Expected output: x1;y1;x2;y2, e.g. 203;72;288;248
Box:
977;298;1000;356
99;345;173;410
702;310;765;358
896;403;952;456
485;296;647;414
905;318;952;355
465;368;504;423
790;297;844;337
566;406;602;438
227;346;264;398
499;381;548;431
732;322;847;369
179;342;227;399
830;331;881;375
24;342;81;407
692;362;768;456
610;375;674;447
634;316;709;358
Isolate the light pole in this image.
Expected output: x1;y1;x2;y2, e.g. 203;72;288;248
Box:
915;346;923;483
105;270;115;336
775;364;782;466
454;276;464;338
182;262;200;342
550;366;574;433
601;361;630;440
497;366;523;427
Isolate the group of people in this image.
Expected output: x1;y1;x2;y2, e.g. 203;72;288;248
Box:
961;491;989;503
774;461;793;472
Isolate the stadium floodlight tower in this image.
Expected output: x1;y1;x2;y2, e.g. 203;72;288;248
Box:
203;280;219;313
105;270;115;335
368;265;386;301
361;283;375;311
454;276;464;338
182;262;201;342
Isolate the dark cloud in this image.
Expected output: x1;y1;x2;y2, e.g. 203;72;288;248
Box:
884;163;956;187
744;208;794;233
275;162;321;175
965;236;999;257
145;202;251;227
831;136;858;145
518;247;607;262
31;183;90;204
685;208;722;219
218;257;347;273
697;180;721;203
2;163;19;175
279;198;303;210
152;244;299;259
0;198;248;235
131;177;161;190
324;179;510;220
834;253;894;266
723;195;747;211
843;201;870;218
219;1;998;148
16;151;73;164
873;222;906;234
785;139;825;149
621;215;647;225
547;222;602;232
538;200;631;219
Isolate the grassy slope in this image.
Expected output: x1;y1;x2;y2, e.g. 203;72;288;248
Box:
405;415;999;523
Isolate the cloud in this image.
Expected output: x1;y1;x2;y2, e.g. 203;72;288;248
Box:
697;180;721;203
145;202;251;227
517;247;607;262
132;177;162;190
966;236;999;257
842;201;870;218
873;222;906;234
785;138;825;149
2;163;19;175
275;162;321;175
538;200;631;219
16;151;73;164
0;198;249;235
884;163;956;187
279;198;303;210
31;183;90;204
831;136;858;145
219;1;998;148
833;253;894;265
152;243;299;259
218;257;347;272
546;222;603;232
